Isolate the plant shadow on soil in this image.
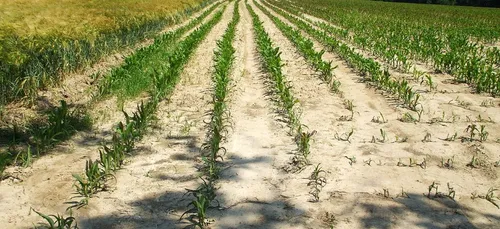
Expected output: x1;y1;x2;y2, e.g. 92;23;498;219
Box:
334;191;499;229
0;101;95;174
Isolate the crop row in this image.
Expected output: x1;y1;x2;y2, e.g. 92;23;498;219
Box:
0;0;215;106
96;1;223;100
182;2;240;227
282;0;500;96
247;1;314;173
30;5;227;228
0;1;224;178
261;0;421;110
253;0;340;93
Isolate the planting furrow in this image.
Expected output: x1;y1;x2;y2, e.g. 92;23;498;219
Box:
211;0;303;227
74;3;235;228
181;0;240;227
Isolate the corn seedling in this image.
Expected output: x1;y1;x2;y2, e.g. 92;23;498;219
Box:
440;156;455;169
364;158;373;166
395;135;408;143
463;124;478;142
295;129;317;165
471;188;500;209
31;208;78;229
400;112;417;123
182;178;218;228
422;133;432;142
409;157;427;169
371;112;387;124
345;156;357;166
396;188;410;198
383;188;390;198
479;125;489;142
378;129;387;143
480;99;496;108
397;158;407;167
14;145;33;168
73;159;114;198
335;129;354;143
308;164;327;202
423;74;437;91
426;181;440;198
466;155;480;168
447;183;456;200
444;132;458;141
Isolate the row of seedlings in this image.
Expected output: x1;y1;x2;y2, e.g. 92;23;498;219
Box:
0;1;224;179
96;1;224;99
282;0;500;96
253;0;340;93
260;0;421;111
247;1;314;173
0;0;216;105
30;6;228;228
181;1;240;228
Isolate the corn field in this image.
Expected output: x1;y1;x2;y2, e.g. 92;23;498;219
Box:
0;0;499;228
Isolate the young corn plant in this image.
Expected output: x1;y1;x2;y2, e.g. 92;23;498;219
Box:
202;2;240;181
73;159;114;198
345;156;357;166
31;208;78;229
70;3;228;208
254;1;341;93
440;156;455;169
444;132;458;141
293;127;316;165
181;178;218;228
335;129;354;143
371;112;387;124
471;188;500;209
308;164;327;202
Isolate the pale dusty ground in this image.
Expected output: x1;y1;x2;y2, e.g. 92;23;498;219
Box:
1;0;499;228
0;1;223;228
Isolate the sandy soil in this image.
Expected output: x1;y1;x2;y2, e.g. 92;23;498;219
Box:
76;2;235;228
1;0;499;228
0;2;224;229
